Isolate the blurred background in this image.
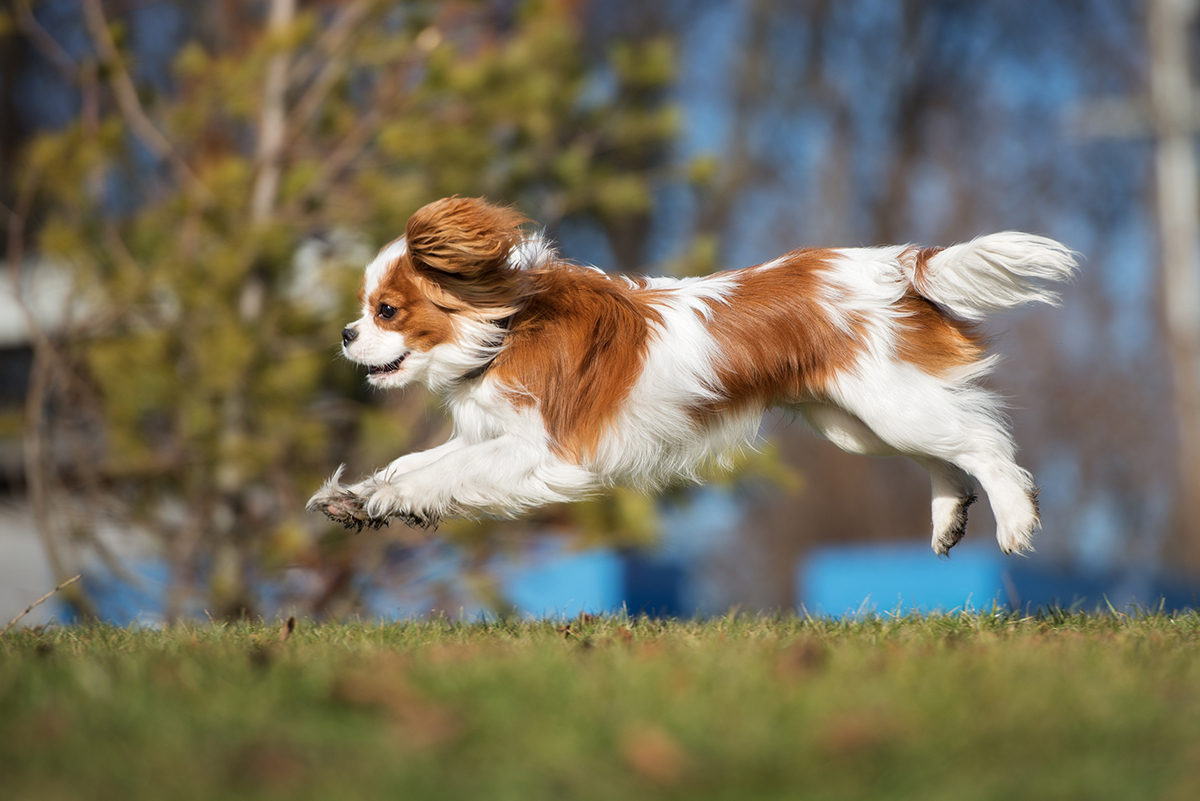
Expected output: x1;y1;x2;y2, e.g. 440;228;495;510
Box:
0;0;1196;624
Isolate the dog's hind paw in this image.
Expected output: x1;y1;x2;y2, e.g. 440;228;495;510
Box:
932;493;977;556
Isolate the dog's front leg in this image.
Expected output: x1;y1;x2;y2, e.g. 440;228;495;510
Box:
307;439;469;530
359;434;594;527
306;465;377;530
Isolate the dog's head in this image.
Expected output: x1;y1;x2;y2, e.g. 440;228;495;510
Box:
341;197;536;389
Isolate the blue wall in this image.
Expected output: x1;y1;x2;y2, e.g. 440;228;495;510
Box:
799;542;1199;616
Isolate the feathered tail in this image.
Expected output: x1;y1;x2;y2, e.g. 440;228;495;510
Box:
910;232;1079;322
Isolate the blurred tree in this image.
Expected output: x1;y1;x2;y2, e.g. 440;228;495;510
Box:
5;0;692;619
600;0;1170;607
7;0;1178;618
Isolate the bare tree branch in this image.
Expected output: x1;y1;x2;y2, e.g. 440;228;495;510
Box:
285;109;381;216
79;0;214;205
5;169;57;363
285;55;349;149
13;0;78;82
4;169;78;593
251;0;297;225
282;0;378;155
288;0;375;91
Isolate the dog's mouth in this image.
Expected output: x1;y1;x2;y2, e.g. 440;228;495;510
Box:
367;353;408;377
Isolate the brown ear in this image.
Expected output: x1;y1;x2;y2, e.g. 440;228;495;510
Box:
405;197;531;316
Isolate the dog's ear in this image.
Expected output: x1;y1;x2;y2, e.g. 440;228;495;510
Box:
405;197;531;316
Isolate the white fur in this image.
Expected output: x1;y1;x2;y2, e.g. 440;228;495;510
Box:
912;232;1078;322
364;237;407;298
508;233;556;272
588;274;756;486
310;226;1076;556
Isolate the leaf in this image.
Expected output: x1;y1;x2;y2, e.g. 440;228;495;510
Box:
619;723;689;786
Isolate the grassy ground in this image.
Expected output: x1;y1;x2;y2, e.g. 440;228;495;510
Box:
2;612;1199;801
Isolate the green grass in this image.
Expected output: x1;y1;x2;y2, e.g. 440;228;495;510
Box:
3;612;1200;801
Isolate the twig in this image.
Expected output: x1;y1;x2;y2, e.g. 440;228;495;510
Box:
6;168;77;594
79;0;213;205
288;109;381;212
0;574;81;637
13;0;78;82
23;343;73;594
282;0;377;156
250;0;297;225
279;615;296;642
287;0;374;90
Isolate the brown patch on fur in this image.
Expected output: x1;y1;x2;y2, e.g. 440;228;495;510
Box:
697;249;869;416
894;292;987;377
369;264;456;351
404;197;532;319
906;245;944;298
489;267;662;461
893;247;989;377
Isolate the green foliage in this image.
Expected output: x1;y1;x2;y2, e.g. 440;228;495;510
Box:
17;0;695;618
3;613;1200;800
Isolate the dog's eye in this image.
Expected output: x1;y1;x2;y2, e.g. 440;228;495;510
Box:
377;303;397;320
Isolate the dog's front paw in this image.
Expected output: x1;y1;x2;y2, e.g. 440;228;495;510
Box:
362;480;442;530
306;467;388;532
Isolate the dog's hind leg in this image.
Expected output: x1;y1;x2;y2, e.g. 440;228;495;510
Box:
798;402;899;458
948;451;1039;555
826;363;1040;555
914;457;977;556
801;402;986;555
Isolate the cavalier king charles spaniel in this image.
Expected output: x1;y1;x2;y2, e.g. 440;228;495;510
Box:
308;197;1076;555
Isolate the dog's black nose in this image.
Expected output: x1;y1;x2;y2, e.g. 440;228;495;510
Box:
342;326;358;346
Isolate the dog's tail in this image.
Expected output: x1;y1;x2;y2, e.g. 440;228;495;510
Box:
908;233;1079;322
